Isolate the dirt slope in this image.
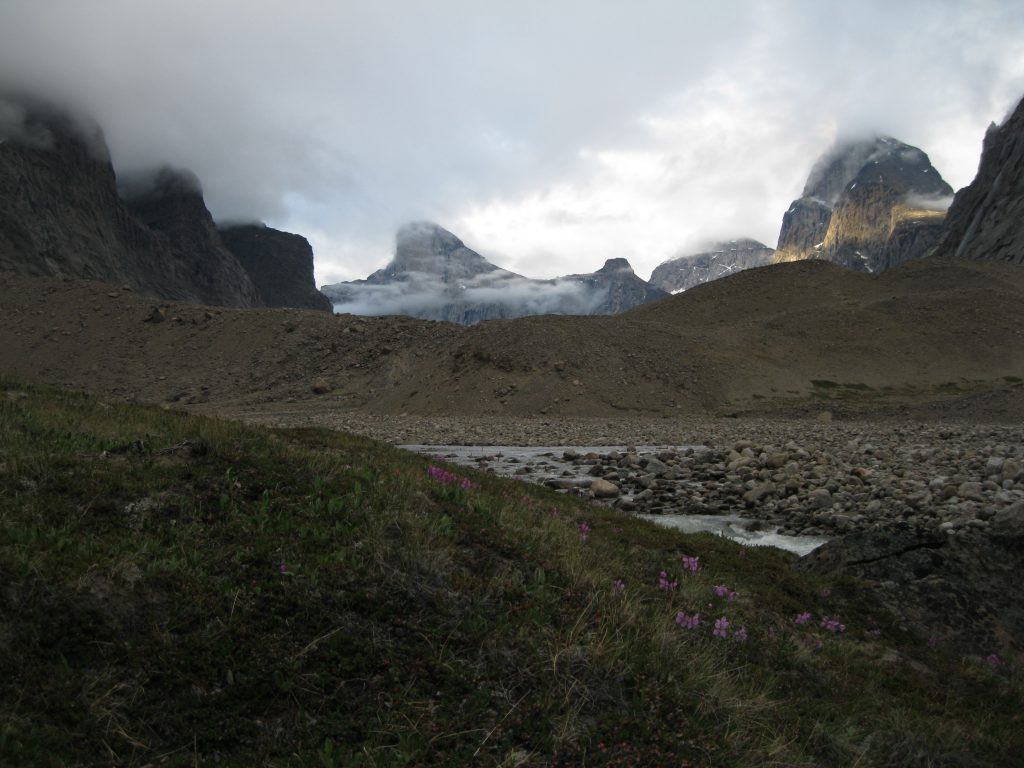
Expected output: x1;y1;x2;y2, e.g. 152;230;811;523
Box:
1;256;1023;422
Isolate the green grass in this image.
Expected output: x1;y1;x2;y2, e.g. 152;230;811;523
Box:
1;379;1021;767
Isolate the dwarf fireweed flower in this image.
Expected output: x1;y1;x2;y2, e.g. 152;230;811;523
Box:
713;584;738;601
428;464;473;488
681;555;700;573
657;571;678;591
713;616;730;638
820;616;846;633
794;612;812;625
984;654;1003;667
733;626;748;643
612;579;625;594
676;611;700;629
578;522;591;541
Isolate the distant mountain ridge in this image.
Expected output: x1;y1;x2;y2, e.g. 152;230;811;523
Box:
322;222;668;324
0;94;330;310
649;239;775;294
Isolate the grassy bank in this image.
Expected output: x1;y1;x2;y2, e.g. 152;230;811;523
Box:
0;380;1019;766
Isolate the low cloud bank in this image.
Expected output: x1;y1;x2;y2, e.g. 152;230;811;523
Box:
329;270;605;321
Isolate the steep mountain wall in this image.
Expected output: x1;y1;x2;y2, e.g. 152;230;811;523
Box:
0;94;330;310
932;96;1024;265
218;224;333;311
120;168;260;307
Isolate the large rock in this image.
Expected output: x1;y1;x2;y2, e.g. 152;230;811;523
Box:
931;95;1024;265
795;518;1024;657
218;223;333;311
0;94;259;307
774;136;953;272
649;239;775;294
322;222;667;324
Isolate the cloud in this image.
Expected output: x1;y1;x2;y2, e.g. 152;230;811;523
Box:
328;269;606;321
1;0;1022;284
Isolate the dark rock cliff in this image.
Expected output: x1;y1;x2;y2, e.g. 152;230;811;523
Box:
0;95;326;309
218;224;333;312
932;96;1024;265
0;95;156;288
775;137;953;272
119;167;260;307
649;239;775;293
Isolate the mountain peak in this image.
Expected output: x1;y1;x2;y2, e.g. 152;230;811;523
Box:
372;221;504;284
802;135;951;206
776;135;953;272
597;257;634;275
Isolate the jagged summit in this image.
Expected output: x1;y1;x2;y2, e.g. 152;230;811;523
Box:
802;136;950;206
374;221;509;283
596;257;635;275
775;135;953;272
649;239;774;294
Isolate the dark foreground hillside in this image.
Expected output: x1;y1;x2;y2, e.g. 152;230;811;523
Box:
1;380;1021;766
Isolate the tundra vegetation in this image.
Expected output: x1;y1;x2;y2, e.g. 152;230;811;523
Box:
0;378;1020;767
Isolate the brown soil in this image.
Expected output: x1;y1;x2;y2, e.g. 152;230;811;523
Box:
2;257;1023;436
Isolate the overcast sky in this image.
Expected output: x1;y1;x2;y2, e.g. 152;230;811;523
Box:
2;0;1022;284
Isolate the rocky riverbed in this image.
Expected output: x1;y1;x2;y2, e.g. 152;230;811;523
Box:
302;413;1024;540
379;416;1024;658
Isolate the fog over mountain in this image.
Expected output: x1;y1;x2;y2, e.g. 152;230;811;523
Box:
323;222;667;323
1;1;1022;285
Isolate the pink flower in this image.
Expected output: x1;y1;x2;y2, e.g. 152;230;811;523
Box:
713;584;738;601
460;477;474;490
713;616;730;638
984;654;1003;667
820;616;846;633
676;611;700;629
733;626;748;643
578;522;591;541
612;579;625;594
680;555;701;573
657;570;678;591
794;612;812;625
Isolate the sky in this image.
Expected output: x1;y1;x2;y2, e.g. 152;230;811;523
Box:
1;0;1023;286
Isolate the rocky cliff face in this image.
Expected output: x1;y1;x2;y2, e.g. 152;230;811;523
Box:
322;222;666;323
0;95;157;288
774;137;953;272
649;239;775;293
218;224;333;311
119;167;260;307
0;95;326;310
932;96;1024;265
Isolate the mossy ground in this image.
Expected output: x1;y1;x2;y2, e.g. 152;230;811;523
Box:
1;379;1020;767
